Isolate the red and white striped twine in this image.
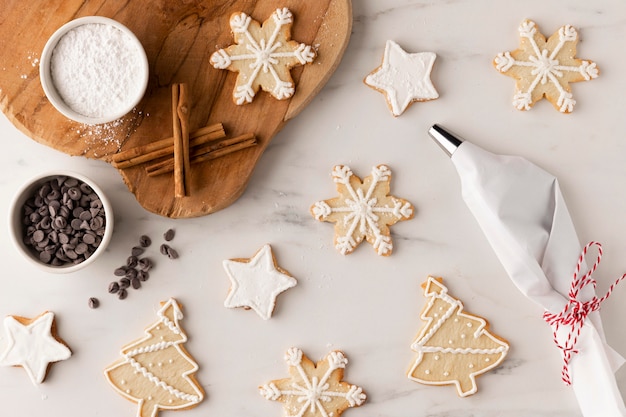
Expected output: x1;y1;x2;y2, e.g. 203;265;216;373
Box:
542;241;626;385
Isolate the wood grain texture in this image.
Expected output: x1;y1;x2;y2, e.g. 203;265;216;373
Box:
0;0;352;217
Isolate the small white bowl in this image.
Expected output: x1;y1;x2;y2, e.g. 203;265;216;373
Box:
9;171;114;273
40;16;149;124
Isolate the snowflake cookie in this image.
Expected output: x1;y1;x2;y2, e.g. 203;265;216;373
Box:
210;8;316;105
364;40;439;117
104;299;204;417
311;165;414;256
0;311;71;385
408;277;509;397
260;347;366;417
494;19;599;113
223;244;297;320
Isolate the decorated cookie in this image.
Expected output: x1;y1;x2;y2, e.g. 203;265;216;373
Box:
104;298;204;417
223;244;297;320
311;164;414;256
493;19;599;113
364;40;438;117
210;8;316;105
260;347;366;417
408;277;509;397
0;311;71;385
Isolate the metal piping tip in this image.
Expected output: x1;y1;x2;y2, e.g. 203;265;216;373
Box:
428;124;464;157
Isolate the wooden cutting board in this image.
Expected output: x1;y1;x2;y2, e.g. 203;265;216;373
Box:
0;0;352;218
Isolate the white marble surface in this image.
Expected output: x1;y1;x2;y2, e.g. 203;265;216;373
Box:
2;0;626;415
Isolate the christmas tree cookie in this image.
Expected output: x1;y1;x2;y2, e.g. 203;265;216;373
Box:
408;277;509;397
260;347;366;417
210;8;316;105
493;19;599;113
104;299;204;417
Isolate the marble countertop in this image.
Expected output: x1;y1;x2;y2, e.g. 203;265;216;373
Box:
2;0;626;416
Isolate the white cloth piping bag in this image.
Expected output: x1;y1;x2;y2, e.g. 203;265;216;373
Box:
429;124;626;417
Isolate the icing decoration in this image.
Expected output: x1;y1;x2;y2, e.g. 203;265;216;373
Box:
0;311;71;385
104;298;204;417
543;241;626;385
494;19;599;113
311;164;414;256
260;347;366;417
364;40;438;117
223;244;297;320
408;277;509;397
210;8;316;105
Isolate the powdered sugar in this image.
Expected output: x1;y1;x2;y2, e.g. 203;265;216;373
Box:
50;23;145;119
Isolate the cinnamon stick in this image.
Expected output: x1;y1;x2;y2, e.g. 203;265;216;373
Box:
110;125;225;169
145;133;257;177
172;83;190;197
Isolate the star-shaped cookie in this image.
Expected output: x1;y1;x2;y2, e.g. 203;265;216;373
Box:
223;244;297;320
364;40;438;117
493;19;599;113
260;347;366;417
311;165;414;256
0;311;71;385
210;8;316;105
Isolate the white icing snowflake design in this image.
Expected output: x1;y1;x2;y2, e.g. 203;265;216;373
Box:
311;165;414;256
494;20;599;113
260;348;366;417
210;8;316;105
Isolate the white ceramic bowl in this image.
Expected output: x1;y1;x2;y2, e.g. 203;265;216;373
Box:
39;16;149;124
9;171;114;273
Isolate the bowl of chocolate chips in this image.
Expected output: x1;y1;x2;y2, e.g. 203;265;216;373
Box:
9;171;113;273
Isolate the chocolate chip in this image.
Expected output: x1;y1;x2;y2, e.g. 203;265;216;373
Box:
139;235;151;247
137;258;152;271
163;228;175;241
131;277;141;289
126;255;138;268
88;297;99;309
138;270;149;281
118;289;128;300
119;278;130;289
166;247;179;259
131;246;144;257
114;267;127;277
160;244;169;256
108;281;120;294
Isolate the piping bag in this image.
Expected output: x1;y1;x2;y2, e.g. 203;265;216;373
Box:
429;124;626;416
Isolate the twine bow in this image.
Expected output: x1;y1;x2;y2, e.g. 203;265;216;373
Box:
543;241;626;385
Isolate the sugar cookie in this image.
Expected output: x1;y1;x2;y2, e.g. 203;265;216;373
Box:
260;347;366;417
408;277;509;397
210;8;316;105
311;164;414;256
494;19;599;113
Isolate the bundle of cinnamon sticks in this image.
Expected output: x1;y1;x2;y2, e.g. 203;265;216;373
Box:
111;83;257;197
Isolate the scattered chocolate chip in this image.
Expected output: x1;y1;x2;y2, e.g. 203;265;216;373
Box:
108;281;120;294
117;289;128;300
159;244;169;256
125;268;138;280
163;228;175;241
88;297;99;309
131;277;141;289
139;235;151;247
166;247;179;259
114;267;127;277
131;246;144;257
126;255;138;268
138;270;149;281
119;278;130;289
138;257;152;271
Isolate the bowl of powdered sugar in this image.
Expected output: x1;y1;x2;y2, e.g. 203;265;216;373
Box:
40;16;149;124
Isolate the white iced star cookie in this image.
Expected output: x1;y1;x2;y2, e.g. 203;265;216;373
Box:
223;244;297;320
364;40;439;117
0;311;71;385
